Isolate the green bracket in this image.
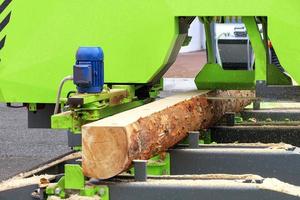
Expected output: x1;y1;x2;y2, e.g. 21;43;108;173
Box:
195;64;255;90
73;146;82;151
235;116;244;123
112;85;136;102
65;164;85;190
129;153;170;176
46;164;110;199
28;103;37;112
267;64;292;85
181;130;212;145
149;78;163;99
51;111;73;130
147;153;170;175
80;185;109;200
260;17;292;85
51;84;151;133
51;86;152;151
242;16;266;80
203;130;212;144
46;176;66;198
198;17;215;63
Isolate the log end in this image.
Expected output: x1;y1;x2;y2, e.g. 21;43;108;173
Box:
82;125;128;179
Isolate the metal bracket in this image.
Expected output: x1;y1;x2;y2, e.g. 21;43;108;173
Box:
187;131;200;148
224;112;235;126
67;131;82;148
211;125;300;147
256;80;300;102
133;160;147;182
170;144;300;186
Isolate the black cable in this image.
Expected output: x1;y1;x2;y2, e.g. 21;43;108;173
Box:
6;103;26;108
67;91;76;98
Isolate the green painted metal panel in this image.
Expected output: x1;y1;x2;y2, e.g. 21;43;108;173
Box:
166;0;300;85
195;63;255;90
0;0;299;103
64;164;85;190
242;16;266;80
0;0;177;103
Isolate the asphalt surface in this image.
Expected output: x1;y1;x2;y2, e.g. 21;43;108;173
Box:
0;104;70;181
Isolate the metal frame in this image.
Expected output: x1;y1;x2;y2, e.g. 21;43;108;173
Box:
3;175;300;200
240;109;300;121
3;141;300;199
106;177;300;200
211;126;300;146
170;144;300;185
28;104;55;128
256;80;300;102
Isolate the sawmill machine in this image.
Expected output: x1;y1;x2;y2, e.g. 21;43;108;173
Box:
1;0;300;199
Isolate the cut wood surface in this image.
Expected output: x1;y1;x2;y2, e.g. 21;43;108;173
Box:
82;90;254;179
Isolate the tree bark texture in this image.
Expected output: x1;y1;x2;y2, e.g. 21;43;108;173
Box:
82;90;254;179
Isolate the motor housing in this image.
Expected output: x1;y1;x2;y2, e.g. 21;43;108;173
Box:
73;47;104;93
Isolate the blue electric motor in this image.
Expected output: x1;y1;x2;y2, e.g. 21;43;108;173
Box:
73;47;104;93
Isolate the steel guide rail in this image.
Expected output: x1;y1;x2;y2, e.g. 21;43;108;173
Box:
211;106;300;146
2;104;300;199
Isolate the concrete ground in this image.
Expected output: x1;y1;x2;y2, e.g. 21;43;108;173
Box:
0;51;206;181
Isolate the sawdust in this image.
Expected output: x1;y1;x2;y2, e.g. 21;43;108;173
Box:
204;142;295;150
0;152;81;192
48;195;100;200
258;178;300;197
265;142;295;150
17;151;81;179
246;102;300;109
157;174;263;180
0;174;54;192
124;176;300;197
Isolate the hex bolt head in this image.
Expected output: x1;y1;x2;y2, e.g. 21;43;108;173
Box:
98;188;105;196
54;187;61;195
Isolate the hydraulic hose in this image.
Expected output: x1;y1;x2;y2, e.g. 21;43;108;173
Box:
54;75;73;114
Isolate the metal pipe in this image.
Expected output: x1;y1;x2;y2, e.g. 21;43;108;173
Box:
54;75;73;114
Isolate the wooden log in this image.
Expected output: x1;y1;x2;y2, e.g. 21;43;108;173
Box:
82;90;254;179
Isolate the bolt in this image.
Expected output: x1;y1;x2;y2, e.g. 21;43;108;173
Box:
248;118;257;123
234;116;243;123
98;188;105;196
265;118;272;122
54;187;61;195
258;80;264;84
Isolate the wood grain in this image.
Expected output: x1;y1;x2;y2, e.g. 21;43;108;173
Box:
82;90;254;179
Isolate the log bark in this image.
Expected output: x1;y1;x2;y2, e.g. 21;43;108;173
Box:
82;90;254;179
